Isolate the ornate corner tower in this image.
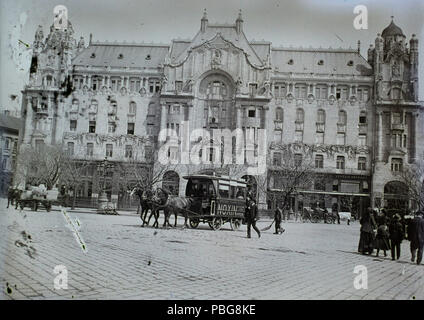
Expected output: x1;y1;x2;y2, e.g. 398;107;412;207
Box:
21;20;78;146
369;17;423;210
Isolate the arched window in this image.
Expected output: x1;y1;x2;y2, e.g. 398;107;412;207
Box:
45;75;53;87
338;110;347;124
316;109;325;134
276;107;283;121
129;101;136;115
296;108;304;123
317;109;326;124
148;103;155;116
71;99;79;112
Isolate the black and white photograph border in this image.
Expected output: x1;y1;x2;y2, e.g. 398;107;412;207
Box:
0;0;424;303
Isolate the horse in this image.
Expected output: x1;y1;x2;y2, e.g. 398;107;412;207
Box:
153;188;194;228
7;187;22;209
131;187;156;227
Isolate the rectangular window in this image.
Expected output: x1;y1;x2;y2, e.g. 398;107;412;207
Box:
316;85;328;99
67;142;74;156
125;145;133;158
249;83;258;96
315;155;324;169
70;120;77;131
295;84;307;99
248;109;256;118
358;157;367;170
336;156;345;169
106;144;113;157
294;154;302;166
315;132;324;144
108;122;116;133
359;115;367;124
294;130;303;142
336;88;341;100
145;146;153;161
337;133;346;145
89;121;96;133
86;143;94;156
147;124;155;136
127;123;135;135
358;134;367;146
35;139;44;151
175;81;183;92
392;112;401;125
391;158;403;172
273;152;281;166
4;138;10;150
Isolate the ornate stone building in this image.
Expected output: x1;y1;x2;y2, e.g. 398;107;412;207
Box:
17;11;423;213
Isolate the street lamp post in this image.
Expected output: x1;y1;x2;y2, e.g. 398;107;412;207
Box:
97;157;110;213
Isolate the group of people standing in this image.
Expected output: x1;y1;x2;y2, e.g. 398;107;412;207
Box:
358;207;424;264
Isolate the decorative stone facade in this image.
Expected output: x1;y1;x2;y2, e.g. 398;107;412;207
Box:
17;11;423;213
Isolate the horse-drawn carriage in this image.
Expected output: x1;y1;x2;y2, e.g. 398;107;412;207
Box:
183;174;248;231
17;185;59;212
134;174;250;231
301;206;337;224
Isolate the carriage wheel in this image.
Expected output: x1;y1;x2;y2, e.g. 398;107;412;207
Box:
189;218;199;229
230;219;241;231
46;202;52;212
210;217;223;231
311;215;319;223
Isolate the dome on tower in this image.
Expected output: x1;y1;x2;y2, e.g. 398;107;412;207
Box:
382;18;405;38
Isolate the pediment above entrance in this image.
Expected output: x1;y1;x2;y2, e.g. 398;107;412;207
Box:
168;32;266;70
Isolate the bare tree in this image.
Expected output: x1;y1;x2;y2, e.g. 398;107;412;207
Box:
118;149;177;192
255;146;317;214
396;161;424;211
15;143;67;190
60;152;94;209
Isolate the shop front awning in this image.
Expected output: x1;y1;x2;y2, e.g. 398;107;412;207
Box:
268;188;370;197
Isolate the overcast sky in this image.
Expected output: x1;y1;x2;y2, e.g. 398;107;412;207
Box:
1;0;423;113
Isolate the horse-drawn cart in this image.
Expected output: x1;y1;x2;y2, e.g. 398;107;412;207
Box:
181;174;248;231
18;185;59;212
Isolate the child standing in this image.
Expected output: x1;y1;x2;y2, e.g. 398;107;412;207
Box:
389;214;404;260
375;217;391;257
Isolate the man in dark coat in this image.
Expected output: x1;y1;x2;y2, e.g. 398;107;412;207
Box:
245;198;261;239
274;205;284;234
389;214;404;260
358;207;377;255
408;211;424;265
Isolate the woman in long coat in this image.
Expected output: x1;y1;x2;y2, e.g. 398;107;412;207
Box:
358;208;377;255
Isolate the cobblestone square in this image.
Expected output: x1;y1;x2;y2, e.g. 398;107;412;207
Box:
1;198;423;300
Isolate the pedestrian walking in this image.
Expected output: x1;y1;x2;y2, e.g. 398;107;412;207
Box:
245;198;261;239
375;217;390;257
274;205;284;234
407;211;424;265
358;208;377;255
389;214;404;260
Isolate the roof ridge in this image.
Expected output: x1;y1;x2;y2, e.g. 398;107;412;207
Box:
91;41;170;47
271;46;359;53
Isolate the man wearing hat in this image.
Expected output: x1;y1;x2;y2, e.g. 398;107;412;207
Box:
245;196;261;239
408;210;424;265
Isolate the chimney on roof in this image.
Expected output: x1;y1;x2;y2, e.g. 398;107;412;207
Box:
236;9;243;34
357;40;361;54
201;9;208;33
89;33;93;45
